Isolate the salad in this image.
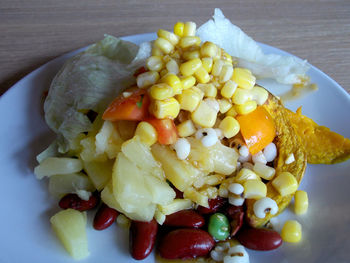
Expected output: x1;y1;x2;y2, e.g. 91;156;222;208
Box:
34;9;350;262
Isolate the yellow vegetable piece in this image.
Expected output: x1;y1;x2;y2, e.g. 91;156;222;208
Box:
281;220;302;243
294;190;308;215
272;171;298;196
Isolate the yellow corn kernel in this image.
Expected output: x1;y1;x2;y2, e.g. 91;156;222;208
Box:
211;77;221;89
219;65;234;83
201;57;213;73
160;73;182;95
152;46;163;56
272;172;298;196
212;59;225;76
233;100;257;115
176;87;204;112
191;100;217;128
179;36;201;49
183;21;196;36
166;59;179;75
149;83;174;100
194;67;210;84
214;47;222;60
226;107;238;117
146;56;164;72
154;37;174;54
197;83;217;97
243;180;267;200
235;168;261;183
149;97;180;119
253;162;275;180
135;122;158;146
232;88;253;104
183;49;200;61
222;51;232;63
158;199;193;215
180;58;202;76
160;69;168;78
221;80;238;99
180;76;196;90
281;220;302;243
136;71;160;89
218;99;232;114
200;41;218;58
231;68;256;90
219;116;240;139
177;119;196;137
294;190;308;215
184;187;209;208
174;21;185;37
157;29;179;46
251;85;269;105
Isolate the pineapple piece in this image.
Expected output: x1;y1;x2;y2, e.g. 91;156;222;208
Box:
48;173;95;198
80;136;107;162
157;199;193;215
101;181;155;221
184;187;209;208
112;153;153;213
208;142;239;175
50;209;89;260
144;175;176;205
151;144;202;191
95;121;124;159
82;159;113;190
34;157;83;179
122;136;164;180
187;137;215;173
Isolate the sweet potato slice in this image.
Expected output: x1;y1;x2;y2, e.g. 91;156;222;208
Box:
285;107;350;164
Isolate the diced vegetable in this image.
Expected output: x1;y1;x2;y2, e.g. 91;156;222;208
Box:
146;118;178;145
34;157;83;179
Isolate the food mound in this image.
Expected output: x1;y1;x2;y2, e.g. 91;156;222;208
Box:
34;15;350;262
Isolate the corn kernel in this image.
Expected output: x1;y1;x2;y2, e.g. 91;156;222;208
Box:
135;122;158;146
212;59;225;76
222;51;232;63
154;37;174;54
179;36;201;49
160;73;182;95
149;97;180;119
221;80;238;99
149;83;174;100
191;100;217;128
231;68;256;90
183;21;196;36
219;116;240;138
180;76;196;90
214;47;222;60
157;29;179;45
180;58;202;76
234;100;257;115
219;65;234;83
294;190;308;215
176;87;204;112
177;119;196;137
272;172;298;196
184;187;208;208
225;107;238;117
201;57;213;73
218;99;232;114
253;162;275;180
146;56;164;72
200;42;218;58
183;49;200;60
235;168;260;183
194;67;210;84
166;59;179;75
197;83;217;97
251;85;268;105
174;21;185;37
152;46;163;56
243;180;267;199
232;88;253;104
136;71;160;89
281;220;302;243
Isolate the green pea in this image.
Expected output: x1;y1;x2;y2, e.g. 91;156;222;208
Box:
208;213;230;241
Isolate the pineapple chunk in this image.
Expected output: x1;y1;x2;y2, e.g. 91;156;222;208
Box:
157;199;193;215
101;181;155;221
34;157;83;179
208;142;239;175
82;159;113;190
122;136;164;180
187;138;215;173
48;173;95;198
151;144;202;191
80;136;107;162
95;121;124;159
144;175;176;205
50;209;89;260
184;187;209;208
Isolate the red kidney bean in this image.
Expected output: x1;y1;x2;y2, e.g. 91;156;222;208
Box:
59;193;98;211
197;197;227;214
130;219;158;260
164;210;205;228
237;227;282;251
159;229;215;259
93;203;119;230
226;205;244;236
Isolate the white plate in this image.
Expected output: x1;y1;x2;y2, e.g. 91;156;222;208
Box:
1;33;349;263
